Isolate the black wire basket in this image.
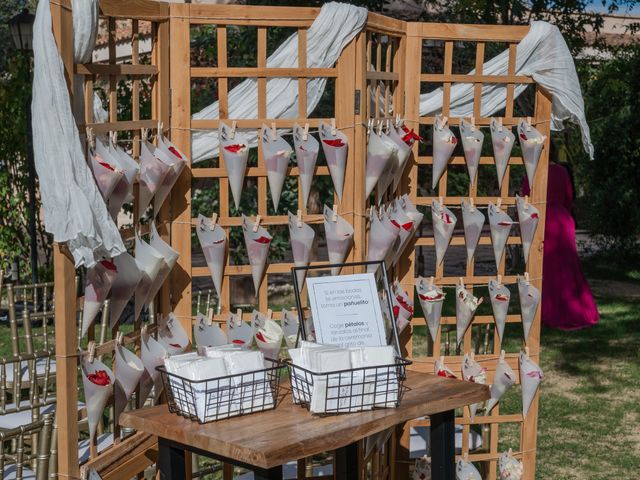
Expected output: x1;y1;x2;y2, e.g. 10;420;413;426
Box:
157;359;283;424
285;357;411;415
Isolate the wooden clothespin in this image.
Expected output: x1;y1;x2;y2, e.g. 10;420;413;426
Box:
87;341;96;363
332;204;338;222
439;356;444;367
525;346;530;358
526;117;532;132
439;196;444;212
210;212;218;230
524;195;530;210
508;447;513;456
369;205;375;220
253;215;261;232
116;331;124;345
110;130;117;149
468;116;475;131
469;197;475;213
206;308;214;325
459;277;465;289
303;123;309;141
266;309;273;321
330;118;337;135
463;452;469;461
385;119;391;134
498;117;504;132
236;308;242;327
86;127;95;149
141;127;149;142
428;276;434;288
496;197;502;210
367;118;373;135
497;274;502;285
157;121;164;138
141;323;148;336
470;351;475;361
500;349;506;361
230;120;237;140
377;120;383;136
296;209;303;228
524;272;530;285
271;122;277;140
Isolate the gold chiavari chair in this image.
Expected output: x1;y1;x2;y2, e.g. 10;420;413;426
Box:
0;413;54;480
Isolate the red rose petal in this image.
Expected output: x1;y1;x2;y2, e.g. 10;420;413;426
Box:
253;236;271;245
232;339;245;345
322;138;345;148
224;144;246;154
531;213;539;219
402;221;414;231
87;370;111;386
168;146;183;160
97;158;115;172
393;305;400;318
100;260;117;271
212;239;224;244
520;132;527;141
169;343;181;349
498;221;511;226
256;331;266;343
495;294;509;302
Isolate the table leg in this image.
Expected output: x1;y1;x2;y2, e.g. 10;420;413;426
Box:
430;409;455;480
158;438;186;480
334;442;359;479
254;465;283;480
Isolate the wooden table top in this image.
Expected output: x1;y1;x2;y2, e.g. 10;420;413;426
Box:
120;370;489;469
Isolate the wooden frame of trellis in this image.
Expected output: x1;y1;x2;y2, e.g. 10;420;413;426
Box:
50;2;549;480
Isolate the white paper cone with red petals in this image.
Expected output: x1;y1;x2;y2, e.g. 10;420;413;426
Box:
516;195;540;264
226;311;254;348
193;313;228;347
110;252;143;329
488;202;514;269
288;211;315;290
518;119;546;187
157;314;190;356
519;350;543;418
365;130;396;199
456;284;482;345
319;122;348;200
388;123;417;192
518;275;540;343
195;214;227;300
219;121;249;209
114;342;144;423
255;318;284;360
107;141;139;219
488;279;511;341
456;459;481;480
154;134;187;213
366;209;400;272
140;332;168;403
138;140;172;217
323;205;354;275
242;215;272;294
293;124;319;208
461;199;485;265
432;114;457;189
134;232;164;322
490;118;515;189
81;356;114;443
416;277;445;343
486;352;516;413
434;356;457;379
82;260;117;337
260;124;292;211
462;353;487;420
282;309;300;349
460;119;483;186
90;139;124;202
432;199;457;266
392;281;414;334
147;222;180;307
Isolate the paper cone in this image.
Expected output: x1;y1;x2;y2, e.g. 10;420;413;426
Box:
226;312;254;348
392;281;414;334
462;353;487;420
387;199;415;267
260;124;293;211
519;350;543;418
282;309;300;348
413;456;431;480
114;343;143;423
81;357;114;443
195;214;227;299
488;279;511;341
110;252;144;329
516;195;540;264
140;333;168;404
133;230;165;314
416;277;445;343
293;123;319;208
242;215;272;294
138;140;172;217
365;130;396;198
323;205;354;275
390;195;424;266
82;260;117;338
193;313;228;347
456;459;481;480
146;222;180;307
154;134;187;213
431;199;457;266
255;318;284;361
107;142;139;219
219;121;250;209
456;284;481;345
517;276;540;343
157;314;190;356
366;209;400;272
288;211;315;290
461;199;485;265
499;449;524;480
460;119;484;186
387;123;416;192
434;356;457;379
517;119;546;188
488;203;514;269
90;139;124;201
490;118;515;189
432;114;457;189
486;354;516;413
319;122;348;201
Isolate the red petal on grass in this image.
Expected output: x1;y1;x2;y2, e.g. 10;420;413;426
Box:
322;138;345;148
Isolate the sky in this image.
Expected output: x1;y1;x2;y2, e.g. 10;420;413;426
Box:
586;0;640;14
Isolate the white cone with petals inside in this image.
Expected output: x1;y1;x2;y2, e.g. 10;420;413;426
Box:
432;114;457;189
460;118;483;185
434;356;457;379
219;121;249;209
138;140;171;217
488;202;514;269
154;134;187;213
82;260;117;337
499;449;524;480
462;353;487;420
134;232;164;322
260;124;293;211
319;122;348;200
488;278;511;341
456;458;481;480
516;195;540;264
323;205;354;275
226;311;253;348
110;252;143;329
455;283;482;345
365;129;396;198
490;118;514;189
195;214;226;300
366;208;400;272
288;211;315;290
518;275;540;343
282;309;300;348
519;350;543;418
392;281;414;334
147;222;180;307
255;316;284;361
157;314;190;356
517;119;546;188
91;138;124;202
193;313;227;347
81;356;114;444
293;124;319;208
242;215;272;295
140;332;168;404
432;199;457;266
107;140;139;219
114;342;143;423
461;199;485;265
416;277;445;343
486;352;516;413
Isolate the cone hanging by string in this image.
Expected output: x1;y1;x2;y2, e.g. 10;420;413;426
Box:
260;124;293;211
365;129;396;199
81;355;114;445
107;139;139;219
90;138;124;202
518;274;540;343
462;353;487;420
293;123;319;208
488;202;514;269
456;458;481;480
432;199;457;266
499;449;524;480
461;199;485;265
486;351;516;413
319;121;348;201
488;278;511;341
282;309;300;349
195;214;226;300
288;211;315;291
82;260;117;338
114;341;143;426
434;356;457;379
139;332;168;404
138;140;172;217
366;208;400;272
242;214;272;295
455;282;482;345
226;311;253;348
193;313;227;347
432;114;457;189
392;281;414;334
490;118;514;189
154;133;187;213
109;252;144;329
219;121;249;209
519;349;543;418
388;121;418;192
134;231;164;322
389;195;423;266
146;222;180;307
517;118;546;188
157;313;190;356
516;195;540;264
460;118;483;186
416;277;445;343
323;204;354;276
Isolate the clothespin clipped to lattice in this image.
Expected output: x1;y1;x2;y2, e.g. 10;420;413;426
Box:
377;120;384;136
86;127;95;150
439;196;444;213
157;121;164;139
385;119;391;134
253;215;261;232
428;276;434;288
110;130;117;149
468;116;475;132
458;277;465;290
469;197;475;213
330;118;337;135
271;123;277;141
496;197;502;211
332;204;338;222
498;117;504;132
524;272;531;285
470;351;475;361
369;205;375;221
206;308;214;326
141;127;149;143
500;349;506;361
367;118;373;135
115;331;124;345
210;212;218;230
236;308;242;327
266;309;273;322
141;323;148;336
230;120;237;140
395;114;402;128
87;341;96;364
303;123;309;141
463;452;469;462
525;346;530;358
526;116;532;132
296;210;303;228
524;195;530;211
497;274;503;285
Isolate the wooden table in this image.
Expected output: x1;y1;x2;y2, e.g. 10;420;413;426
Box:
120;371;488;480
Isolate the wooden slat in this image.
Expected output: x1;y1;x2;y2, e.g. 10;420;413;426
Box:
75;63;158;76
99;0;169;19
366;12;407;35
192;165;330;178
191;67;336;78
191;118;331;129
80;433;157;480
81;119;158;133
188;4;321;21
415;155;523;165
421;73;533;84
411;23;530;42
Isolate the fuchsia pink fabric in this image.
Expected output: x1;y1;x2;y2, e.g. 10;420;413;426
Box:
524;164;599;330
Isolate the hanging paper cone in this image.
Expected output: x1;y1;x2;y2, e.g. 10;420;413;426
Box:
260;124;293;211
323;205;354;275
461;199;485;265
147;222;180;307
462;354;487;420
91;139;124;201
488;279;511;341
255;318;284;360
140;333;168;404
133;230;164;314
319;122;348;200
114;342;144;424
219;121;250;209
392;281;414;334
387;200;415;267
460;119;483;186
517;119;546;187
365;130;396;199
516;195;540;264
432;114;457;189
518;275;540;343
413;456;431;480
154;134;187;213
486;354;516;413
195;214;227;299
288;211;315;290
416;277;445;343
488;202;514;269
193;313;228;347
293;123;319;208
110;252;144;329
157;314;190;356
519;350;543;418
499;450;524;480
455;284;482;345
138;140;172;217
282;309;300;349
226;312;254;348
108;143;139;219
81;357;114;443
490;118;514;189
82;260;117;338
434;356;457;379
399;194;424;249
388;123;417;192
242;215;272;295
366;209;400;272
456;459;481;480
431;199;457;266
